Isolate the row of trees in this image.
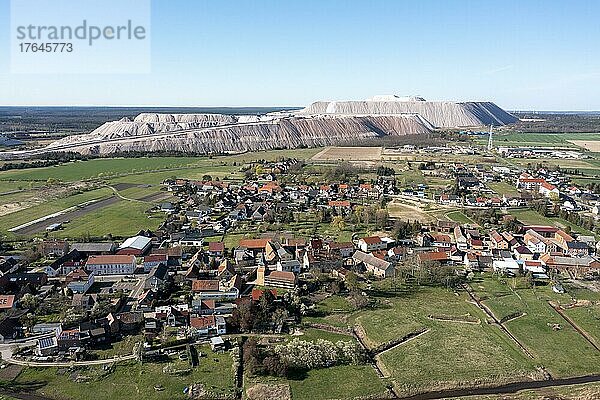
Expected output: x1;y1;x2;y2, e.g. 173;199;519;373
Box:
229;290;301;333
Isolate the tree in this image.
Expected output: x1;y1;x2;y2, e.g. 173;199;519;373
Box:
20;293;39;310
230;302;255;333
262;355;288;377
331;216;346;231
375;209;389;229
345;272;359;292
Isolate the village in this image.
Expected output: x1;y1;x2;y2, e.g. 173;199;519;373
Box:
0;149;599;399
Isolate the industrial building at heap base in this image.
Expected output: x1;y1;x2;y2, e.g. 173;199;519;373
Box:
5;95;517;157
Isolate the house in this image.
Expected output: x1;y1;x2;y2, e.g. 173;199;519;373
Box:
539;182;560;198
564;241;589;257
540;254;600;278
210;336;226;351
432;234;452;250
358;236;386;252
492;259;520;275
437;221;458;234
36;336;59;356
490;230;509;250
72;294;97;311
256;266;297;289
352;250;394;278
38;240;69;257
192;279;239;300
0;315;23;342
277;259;301;274
65;269;95;294
265;241;293;263
0;272;48;293
416;251;451;266
454;226;468;251
32;323;62;335
251;288;277;302
516;175;545;191
189;315;226;337
326;242;354;258
208;242;225;257
513;246;534;261
328;200;351;209
144;264;170;291
57;329;82;351
117;235;152;256
143;254;167;272
71;242;116;256
86;255;136;275
0;257;19;277
523;260;547;275
155;304;189;327
524;230;549;254
463;253;479;270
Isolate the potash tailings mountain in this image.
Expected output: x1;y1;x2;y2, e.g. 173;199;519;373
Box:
4;95;517;157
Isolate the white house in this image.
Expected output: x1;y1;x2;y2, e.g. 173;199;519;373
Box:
358;236;387;252
85;255;136;275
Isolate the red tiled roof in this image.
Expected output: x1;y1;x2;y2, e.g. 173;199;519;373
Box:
208;242;225;252
251;288;277;301
86;255;135;265
144;254;167;263
362;236;382;245
191;280;219;292
190;315;216;329
239;238;270;249
266;270;296;283
328;200;351;207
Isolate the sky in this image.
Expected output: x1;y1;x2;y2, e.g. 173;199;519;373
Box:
0;0;599;110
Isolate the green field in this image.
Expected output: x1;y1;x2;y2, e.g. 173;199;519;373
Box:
475;132;600;148
13;346;234;400
304;275;600;396
246;364;387;400
445;210;476;225
487;181;519;196
358;285;535;394
473;277;600;377
54;202;164;239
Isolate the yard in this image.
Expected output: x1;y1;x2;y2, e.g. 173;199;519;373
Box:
487;181;519;197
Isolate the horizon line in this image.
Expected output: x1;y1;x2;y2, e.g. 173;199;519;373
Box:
1;104;600;113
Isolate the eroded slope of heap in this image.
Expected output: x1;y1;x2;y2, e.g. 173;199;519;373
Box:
299;96;517;128
46;113;432;155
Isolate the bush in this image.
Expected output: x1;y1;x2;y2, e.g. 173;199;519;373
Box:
274;339;367;370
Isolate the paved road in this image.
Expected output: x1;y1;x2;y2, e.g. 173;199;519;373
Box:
6;353;136;367
12;196;120;235
120;275;146;313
